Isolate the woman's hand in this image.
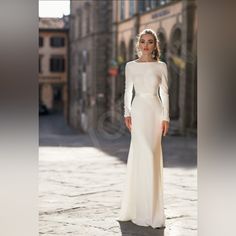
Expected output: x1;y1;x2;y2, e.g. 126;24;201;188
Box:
124;116;132;132
161;120;169;136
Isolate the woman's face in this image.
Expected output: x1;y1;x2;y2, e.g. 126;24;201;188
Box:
139;34;156;56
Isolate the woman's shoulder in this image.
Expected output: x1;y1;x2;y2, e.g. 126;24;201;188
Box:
157;60;167;66
158;61;168;70
125;60;136;70
125;60;136;65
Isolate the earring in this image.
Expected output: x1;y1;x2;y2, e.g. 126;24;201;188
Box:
152;49;156;58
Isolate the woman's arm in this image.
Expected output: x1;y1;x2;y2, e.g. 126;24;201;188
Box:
124;63;134;117
159;62;170;122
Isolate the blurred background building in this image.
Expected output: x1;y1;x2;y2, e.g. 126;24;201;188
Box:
69;0;113;132
39;0;197;136
112;0;197;135
68;0;197;135
39;16;69;120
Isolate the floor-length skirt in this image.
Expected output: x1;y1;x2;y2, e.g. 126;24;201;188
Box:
118;94;166;228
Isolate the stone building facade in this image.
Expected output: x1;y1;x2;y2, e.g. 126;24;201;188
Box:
69;0;113;132
69;0;197;135
39;16;69;120
112;0;197;135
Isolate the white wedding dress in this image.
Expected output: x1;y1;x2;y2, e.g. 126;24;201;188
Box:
118;60;170;228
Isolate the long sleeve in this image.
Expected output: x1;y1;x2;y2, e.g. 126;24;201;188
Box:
124;63;134;117
159;62;170;122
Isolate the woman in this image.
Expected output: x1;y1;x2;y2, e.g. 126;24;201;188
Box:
118;29;170;229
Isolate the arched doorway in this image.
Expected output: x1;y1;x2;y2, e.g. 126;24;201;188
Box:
119;41;127;63
128;39;134;61
116;41;127;114
169;27;181;120
52;84;63;113
157;31;167;63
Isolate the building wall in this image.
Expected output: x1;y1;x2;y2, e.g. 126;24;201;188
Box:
68;0;197;135
113;0;197;135
39;31;68;79
39;29;69;120
69;0;113;132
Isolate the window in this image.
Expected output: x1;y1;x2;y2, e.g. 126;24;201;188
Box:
73;17;77;39
120;0;125;21
146;0;152;11
160;0;168;6
50;56;65;72
138;0;160;12
145;0;156;11
86;4;90;34
138;0;146;13
151;0;158;8
78;11;82;38
129;0;135;17
39;36;43;47
76;9;82;38
50;37;65;47
39;56;42;73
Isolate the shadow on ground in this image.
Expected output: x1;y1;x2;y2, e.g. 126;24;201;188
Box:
118;220;165;236
39;112;197;169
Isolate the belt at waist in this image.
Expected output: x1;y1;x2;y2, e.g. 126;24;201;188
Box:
135;93;157;97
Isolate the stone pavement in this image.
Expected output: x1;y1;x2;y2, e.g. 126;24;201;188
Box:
39;113;197;236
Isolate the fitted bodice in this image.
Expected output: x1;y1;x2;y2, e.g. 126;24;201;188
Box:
123;60;170;122
129;61;162;95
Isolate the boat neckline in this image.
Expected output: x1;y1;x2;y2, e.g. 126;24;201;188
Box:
133;60;159;63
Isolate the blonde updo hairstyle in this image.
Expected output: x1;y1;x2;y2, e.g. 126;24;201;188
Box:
135;29;161;61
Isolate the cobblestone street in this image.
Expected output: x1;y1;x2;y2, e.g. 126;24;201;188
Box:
39;113;197;236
